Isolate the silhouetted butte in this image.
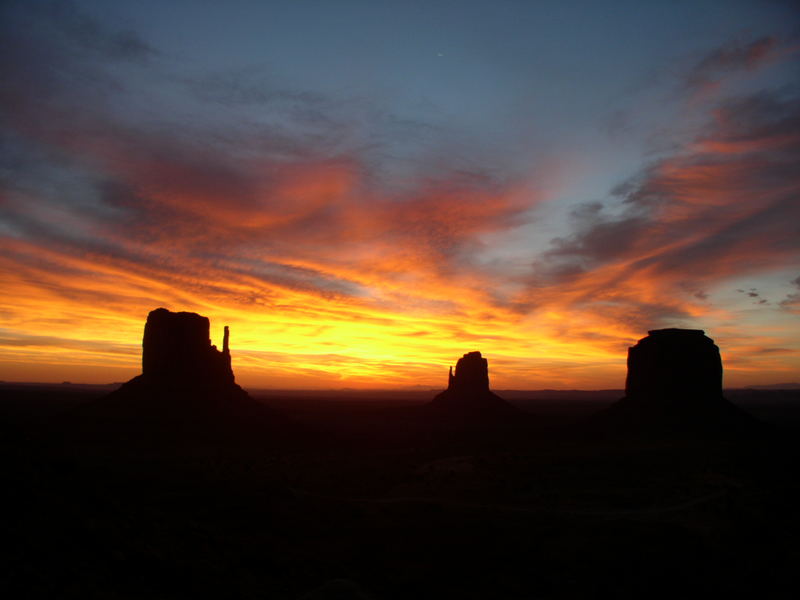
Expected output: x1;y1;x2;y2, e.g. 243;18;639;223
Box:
595;328;761;436
430;351;521;416
626;328;721;403
141;307;235;387
64;308;284;449
113;307;250;403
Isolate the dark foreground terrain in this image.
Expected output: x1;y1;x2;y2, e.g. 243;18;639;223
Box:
2;383;799;599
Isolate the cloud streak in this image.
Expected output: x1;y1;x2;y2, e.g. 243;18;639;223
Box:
1;5;798;388
685;36;779;93
514;78;800;382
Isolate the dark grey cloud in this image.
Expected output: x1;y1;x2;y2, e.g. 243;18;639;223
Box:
544;208;649;275
38;0;156;61
0;0;532;315
541;86;800;285
737;287;772;305
704;91;800;152
0;0;157;112
780;275;800;310
524;81;800;333
204;255;369;299
640;194;798;280
685;36;778;90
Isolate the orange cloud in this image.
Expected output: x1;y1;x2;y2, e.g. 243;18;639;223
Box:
1;13;798;390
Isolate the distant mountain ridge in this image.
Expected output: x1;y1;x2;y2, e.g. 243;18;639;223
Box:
745;383;800;390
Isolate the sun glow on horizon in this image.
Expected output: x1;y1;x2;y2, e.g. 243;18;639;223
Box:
1;1;798;389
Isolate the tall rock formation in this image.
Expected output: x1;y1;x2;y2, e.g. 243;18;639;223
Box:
100;307;259;418
141;308;235;388
50;309;288;453
430;351;519;415
625;328;722;403
447;351;490;394
595;328;759;436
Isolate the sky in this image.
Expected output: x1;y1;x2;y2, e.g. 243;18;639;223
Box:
1;0;799;390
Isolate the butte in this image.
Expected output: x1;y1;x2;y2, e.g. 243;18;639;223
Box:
593;328;761;437
428;351;522;418
59;308;283;451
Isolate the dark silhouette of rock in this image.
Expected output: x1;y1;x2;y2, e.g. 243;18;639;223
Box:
141;307;235;388
57;308;290;453
625;328;722;403
430;351;521;416
108;307;255;406
448;351;490;393
593;328;762;437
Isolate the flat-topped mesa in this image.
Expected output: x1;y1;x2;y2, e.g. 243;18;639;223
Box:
448;351;490;393
625;328;722;402
591;328;764;438
141;307;234;387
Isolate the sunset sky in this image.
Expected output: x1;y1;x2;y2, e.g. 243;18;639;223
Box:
1;0;798;390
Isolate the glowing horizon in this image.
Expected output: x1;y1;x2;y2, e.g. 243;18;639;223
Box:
1;1;798;390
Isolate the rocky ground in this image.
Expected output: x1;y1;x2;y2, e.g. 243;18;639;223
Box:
2;384;799;599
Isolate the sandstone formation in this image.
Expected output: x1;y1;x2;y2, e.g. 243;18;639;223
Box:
595;328;759;436
430;351;519;415
141;307;235;388
447;351;490;393
99;308;261;419
54;308;290;453
625;328;722;403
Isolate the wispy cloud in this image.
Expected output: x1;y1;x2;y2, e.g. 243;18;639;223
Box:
526;87;800;327
685;36;779;93
1;3;798;388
